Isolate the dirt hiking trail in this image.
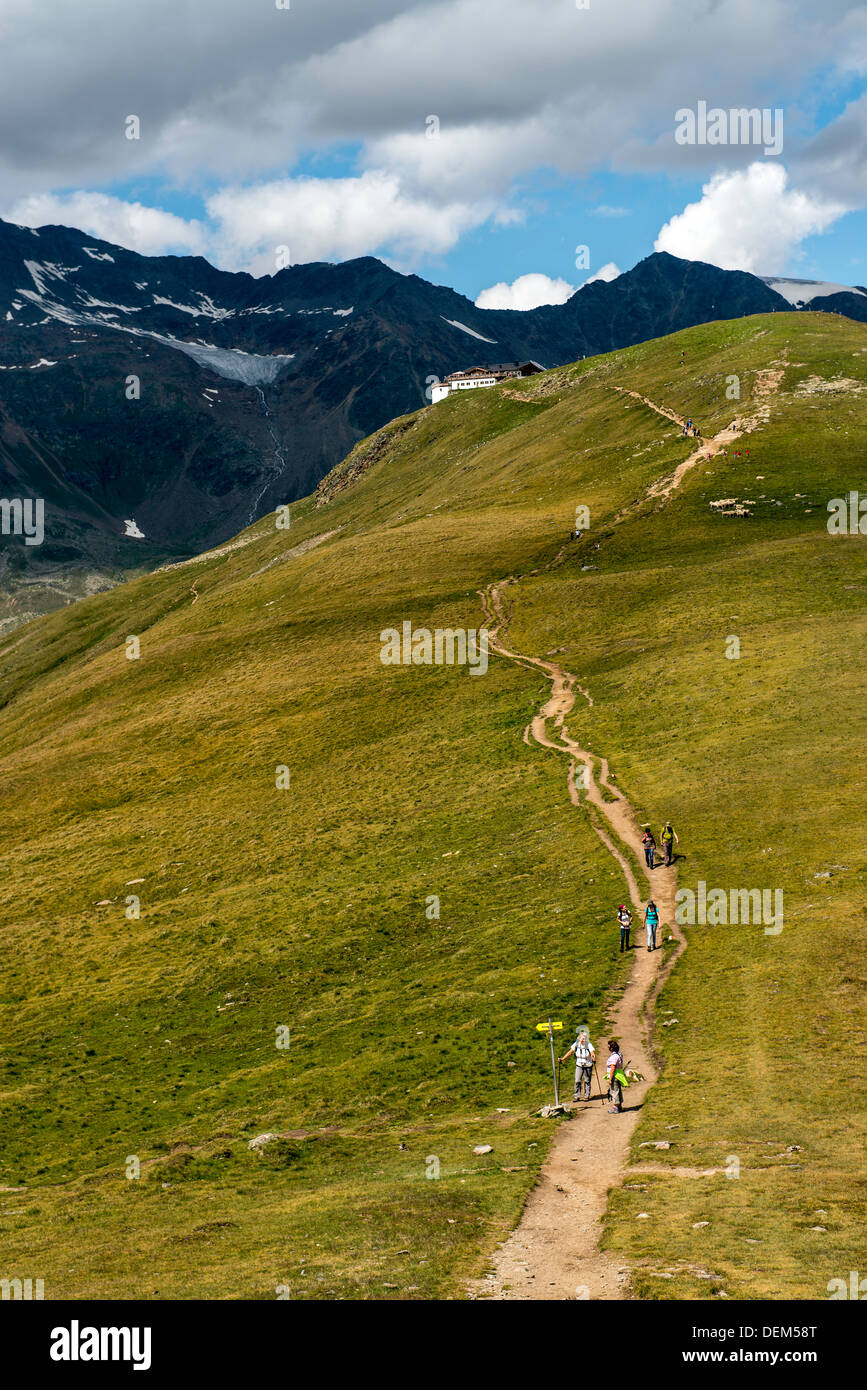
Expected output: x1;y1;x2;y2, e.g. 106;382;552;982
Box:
464;385;761;1299
611;384;775;505
468;577;683;1299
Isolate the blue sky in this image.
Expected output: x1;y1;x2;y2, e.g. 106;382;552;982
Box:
1;0;866;306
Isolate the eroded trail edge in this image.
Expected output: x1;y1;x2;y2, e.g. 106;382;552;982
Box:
468;576;686;1302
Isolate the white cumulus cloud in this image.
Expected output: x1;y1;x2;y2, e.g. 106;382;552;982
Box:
5;191;205;256
475;272;576;311
654;163;848;274
207;171;495;272
579;261;622;287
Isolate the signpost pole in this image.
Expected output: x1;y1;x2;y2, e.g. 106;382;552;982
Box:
535;1019;564;1110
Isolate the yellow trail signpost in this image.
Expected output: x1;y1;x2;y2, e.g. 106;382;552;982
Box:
536;1018;564;1106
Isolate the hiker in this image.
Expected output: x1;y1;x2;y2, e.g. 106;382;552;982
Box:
641;826;656;869
560;1030;596;1102
607;1039;624;1113
660;821;679;866
617;903;632;953
645;899;659;951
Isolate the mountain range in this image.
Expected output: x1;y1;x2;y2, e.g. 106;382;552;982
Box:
1;214;866;627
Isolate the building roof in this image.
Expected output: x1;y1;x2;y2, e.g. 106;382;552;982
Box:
443;360;546;383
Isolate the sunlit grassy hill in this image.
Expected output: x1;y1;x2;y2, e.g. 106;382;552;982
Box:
1;312;864;1299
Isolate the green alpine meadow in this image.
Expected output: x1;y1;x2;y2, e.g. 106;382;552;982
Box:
1;311;865;1301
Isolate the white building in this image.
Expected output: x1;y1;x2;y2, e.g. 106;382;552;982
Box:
430;360;545;403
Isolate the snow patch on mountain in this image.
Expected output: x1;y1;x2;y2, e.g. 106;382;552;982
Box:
76;292;142;313
153;293;235;320
0;358;57;369
761;276;867;306
160;339;294;384
153;294;209;316
11;272;294;384
441;317;498;343
83;247;115;263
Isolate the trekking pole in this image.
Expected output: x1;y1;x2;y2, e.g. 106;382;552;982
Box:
593;1060;605;1104
557;1057;562;1106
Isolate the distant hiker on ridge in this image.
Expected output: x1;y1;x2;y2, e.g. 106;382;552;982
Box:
645;898;659;952
560;1029;596;1103
617;903;632;953
660;821;679;866
641;826;656;869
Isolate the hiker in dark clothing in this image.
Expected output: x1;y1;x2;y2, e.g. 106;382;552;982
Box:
660;821;679;866
641;827;656;868
617;903;632;953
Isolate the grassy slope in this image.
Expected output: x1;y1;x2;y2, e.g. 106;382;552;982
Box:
0;312;864;1299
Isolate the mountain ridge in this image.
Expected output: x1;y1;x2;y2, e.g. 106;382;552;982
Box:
2;216;866;628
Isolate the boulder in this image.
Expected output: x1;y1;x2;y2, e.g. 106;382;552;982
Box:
248;1132;280;1151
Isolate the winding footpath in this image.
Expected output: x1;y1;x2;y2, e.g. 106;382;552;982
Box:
466;384;769;1300
468;576;683;1300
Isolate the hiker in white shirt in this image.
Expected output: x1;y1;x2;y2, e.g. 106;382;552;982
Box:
617;903;632;953
560;1030;596;1103
607;1039;624;1113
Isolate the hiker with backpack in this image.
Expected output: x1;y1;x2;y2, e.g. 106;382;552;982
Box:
641;826;656;868
617;903;632;953
559;1029;596;1103
644;899;659;951
660;821;679;866
606;1039;624;1113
